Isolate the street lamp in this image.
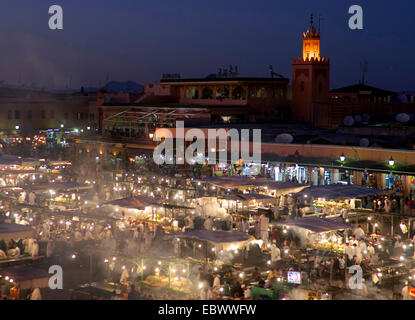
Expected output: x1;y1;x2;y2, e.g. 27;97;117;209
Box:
340;153;345;162
389;157;395;166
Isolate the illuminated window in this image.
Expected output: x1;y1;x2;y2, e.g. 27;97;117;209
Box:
256;87;268;98
185;87;199;99
216;86;230;100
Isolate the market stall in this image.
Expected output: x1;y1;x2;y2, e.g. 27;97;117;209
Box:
274;217;352;254
18;181;93;210
170;229;252;265
197;176;308;197
0;265;50;290
294;184;387;217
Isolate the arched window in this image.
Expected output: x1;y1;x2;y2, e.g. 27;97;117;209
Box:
185;87;199;99
318;81;323;94
216;86;230;100
300;81;305;92
232;86;246;100
201;87;213;99
256;87;267;98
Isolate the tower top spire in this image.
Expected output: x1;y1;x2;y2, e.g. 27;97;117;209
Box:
303;13;319;39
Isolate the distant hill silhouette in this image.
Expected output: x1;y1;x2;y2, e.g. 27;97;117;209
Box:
101;81;143;93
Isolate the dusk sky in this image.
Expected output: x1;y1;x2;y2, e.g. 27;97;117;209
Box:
0;0;414;91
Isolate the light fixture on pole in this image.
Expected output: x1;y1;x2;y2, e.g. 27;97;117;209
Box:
340;153;345;162
388;157;395;166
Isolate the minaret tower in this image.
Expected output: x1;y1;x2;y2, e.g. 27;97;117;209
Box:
292;15;330;123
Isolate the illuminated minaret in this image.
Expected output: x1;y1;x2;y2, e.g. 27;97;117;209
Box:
292;15;330;123
302;14;320;61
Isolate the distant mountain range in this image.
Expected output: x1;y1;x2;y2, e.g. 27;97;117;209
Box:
100;81;143;93
0;80;143;94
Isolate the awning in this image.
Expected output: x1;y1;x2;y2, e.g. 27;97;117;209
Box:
274;217;352;233
171;230;251;244
198;176;307;193
20;182;93;193
0;265;50;289
295;184;386;200
0;223;36;241
103;195;164;210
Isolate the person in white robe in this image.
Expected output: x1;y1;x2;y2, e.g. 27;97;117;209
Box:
242;220;250;233
18;191;26;203
120;268;129;285
204;217;213;231
359;240;367;253
74;230;83;241
242;285;251;299
212;274;221;294
27;238;35;255
344;243;355;261
31;240;39;257
133;228;139;241
354;244;363;263
271;243;281;263
30;288;42;300
28;192;36;205
85;229;94;240
353;226;365;240
366;243;375;260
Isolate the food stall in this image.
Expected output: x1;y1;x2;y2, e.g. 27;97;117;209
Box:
274;217;352;254
294;184;387;217
197;176;308;197
19;181;93;211
0;265;50;290
102;195;193;231
169;229;252;266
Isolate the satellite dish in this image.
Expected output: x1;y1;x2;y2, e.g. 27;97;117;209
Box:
275;133;294;144
354;115;362;123
362;114;370;122
344;116;354;126
396;113;410;123
359;138;370;147
397;95;408;103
